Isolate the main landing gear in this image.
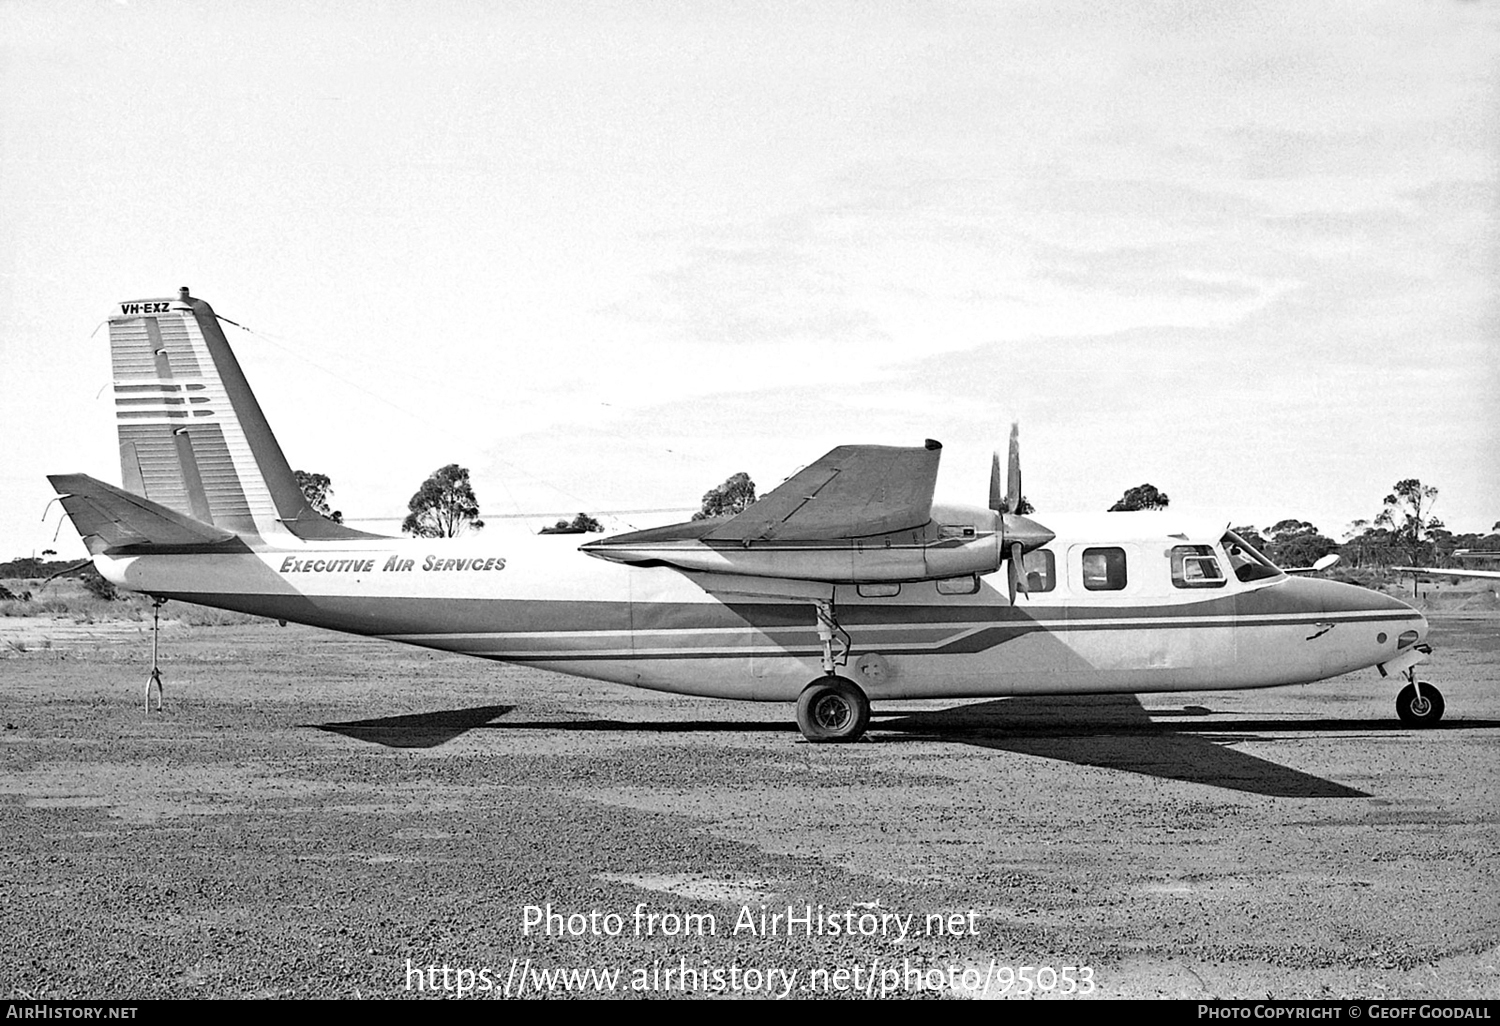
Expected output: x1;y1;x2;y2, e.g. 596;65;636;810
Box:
797;676;870;743
795;600;871;743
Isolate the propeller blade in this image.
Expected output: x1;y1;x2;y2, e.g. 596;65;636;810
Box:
1006;421;1022;514
992;421;1052;598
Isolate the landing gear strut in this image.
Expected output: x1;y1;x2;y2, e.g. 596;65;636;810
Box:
1396;671;1444;727
144;597;166;713
813;599;849;675
796;600;870;743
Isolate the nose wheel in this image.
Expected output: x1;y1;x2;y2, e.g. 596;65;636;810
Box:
796;676;870;743
1396;680;1444;727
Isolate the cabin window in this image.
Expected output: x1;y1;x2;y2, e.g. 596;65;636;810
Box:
1021;549;1056;593
935;575;980;595
857;582;901;598
1171;545;1226;589
1082;547;1127;591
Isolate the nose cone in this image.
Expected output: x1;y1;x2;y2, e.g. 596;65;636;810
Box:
1001;513;1055;553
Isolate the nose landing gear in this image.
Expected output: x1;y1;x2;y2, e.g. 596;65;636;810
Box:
1382;644;1443;727
1396;676;1444;727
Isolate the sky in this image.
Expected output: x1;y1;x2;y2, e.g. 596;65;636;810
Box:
2;0;1497;558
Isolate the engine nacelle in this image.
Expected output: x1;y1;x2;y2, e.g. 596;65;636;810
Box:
583;508;1019;584
582;502;1054;585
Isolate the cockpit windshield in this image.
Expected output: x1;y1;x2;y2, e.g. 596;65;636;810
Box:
1220;530;1285;583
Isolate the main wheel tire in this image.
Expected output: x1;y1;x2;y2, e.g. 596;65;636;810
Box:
1396;681;1444;727
796;676;871;743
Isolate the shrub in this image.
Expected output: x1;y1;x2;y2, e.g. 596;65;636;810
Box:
79;568;117;601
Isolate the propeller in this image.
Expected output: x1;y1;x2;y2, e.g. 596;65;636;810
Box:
989;422;1054;603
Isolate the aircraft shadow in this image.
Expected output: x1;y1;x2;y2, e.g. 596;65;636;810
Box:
315;704;516;748
297;695;1493;797
876;696;1371;798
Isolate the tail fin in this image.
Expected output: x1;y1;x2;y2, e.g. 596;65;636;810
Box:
105;288;381;541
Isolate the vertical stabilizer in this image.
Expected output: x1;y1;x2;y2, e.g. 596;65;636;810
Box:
108;288;381;540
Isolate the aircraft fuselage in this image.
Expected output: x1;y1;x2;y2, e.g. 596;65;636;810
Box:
97;511;1427;704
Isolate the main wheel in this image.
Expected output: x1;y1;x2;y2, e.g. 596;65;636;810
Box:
1396;682;1444;727
796;676;870;743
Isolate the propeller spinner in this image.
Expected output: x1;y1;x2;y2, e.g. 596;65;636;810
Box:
989;422;1054;602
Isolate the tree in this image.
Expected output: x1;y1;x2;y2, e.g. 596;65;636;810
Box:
1262;519;1339;569
1231;525;1270;553
692;472;757;520
998;496;1036;515
401;464;485;538
540;513;604;534
1343;520;1373;568
294;470;343;524
1108;484;1169;512
1356;524;1400;568
1376;478;1442;563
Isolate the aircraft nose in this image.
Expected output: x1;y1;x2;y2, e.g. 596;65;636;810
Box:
1286;575;1415;615
1279;575;1428;644
1326;576;1416;609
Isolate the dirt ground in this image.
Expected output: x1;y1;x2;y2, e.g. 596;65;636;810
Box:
0;611;1496;1000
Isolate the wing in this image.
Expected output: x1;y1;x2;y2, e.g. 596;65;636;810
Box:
1392;566;1500;580
705;440;943;543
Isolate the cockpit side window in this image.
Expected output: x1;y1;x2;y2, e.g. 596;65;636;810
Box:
1171;544;1225;589
1220;530;1284;583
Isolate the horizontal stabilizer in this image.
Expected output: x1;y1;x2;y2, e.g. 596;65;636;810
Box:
48;474;239;554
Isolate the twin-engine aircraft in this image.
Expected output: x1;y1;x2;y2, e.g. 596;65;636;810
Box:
49;290;1443;741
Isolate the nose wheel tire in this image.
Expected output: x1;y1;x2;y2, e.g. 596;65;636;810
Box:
1396;682;1444;727
796;676;871;743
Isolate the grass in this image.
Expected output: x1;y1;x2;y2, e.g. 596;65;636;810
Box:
0;578;269;626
